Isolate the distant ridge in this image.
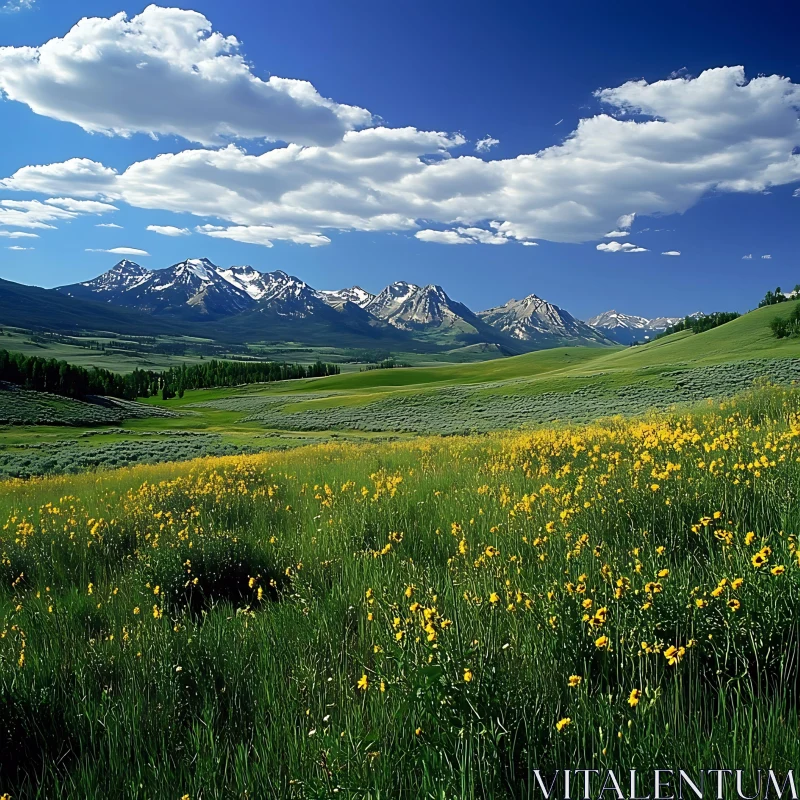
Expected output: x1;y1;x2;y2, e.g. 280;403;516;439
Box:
586;309;704;344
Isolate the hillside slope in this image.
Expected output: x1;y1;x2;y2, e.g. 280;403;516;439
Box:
596;300;800;371
0;278;185;336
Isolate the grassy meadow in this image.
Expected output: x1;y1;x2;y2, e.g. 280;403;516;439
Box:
2;301;800;796
4;300;800;479
2;382;800;797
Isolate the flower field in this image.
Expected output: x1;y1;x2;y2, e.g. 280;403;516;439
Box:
2;383;800;797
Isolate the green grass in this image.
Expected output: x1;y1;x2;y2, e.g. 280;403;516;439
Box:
142;300;800;437
2;299;799;478
1;384;800;797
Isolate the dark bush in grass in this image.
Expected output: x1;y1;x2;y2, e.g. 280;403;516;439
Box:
145;535;285;616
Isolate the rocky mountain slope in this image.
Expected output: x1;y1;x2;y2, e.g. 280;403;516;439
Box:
480;295;612;346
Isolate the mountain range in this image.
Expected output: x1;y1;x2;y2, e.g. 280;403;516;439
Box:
54;257;621;351
0;257;696;353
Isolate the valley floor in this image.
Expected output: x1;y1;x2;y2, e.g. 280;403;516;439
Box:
3;299;800;478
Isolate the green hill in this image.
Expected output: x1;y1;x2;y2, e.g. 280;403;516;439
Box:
162;298;800;437
288;345;612;394
596;300;800;371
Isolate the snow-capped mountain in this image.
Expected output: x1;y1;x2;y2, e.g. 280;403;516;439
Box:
61;258;255;317
58;258;624;352
585;310;702;344
60;260;333;319
60;259;152;300
364;283;478;331
318;286;375;308
364;282;421;320
218;266;324;317
479;295;611;346
216;265;280;301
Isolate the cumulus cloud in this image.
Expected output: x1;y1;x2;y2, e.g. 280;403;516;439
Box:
97;223;123;229
661;250;681;256
0;5;371;146
596;241;649;253
147;225;191;237
0;230;38;238
2;64;800;248
415;229;475;245
7;245;33;250
743;254;753;259
794;188;800;197
762;254;772;259
475;135;499;153
416;225;517;245
86;247;150;256
604;230;630;238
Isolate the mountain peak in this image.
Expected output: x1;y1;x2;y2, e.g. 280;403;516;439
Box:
479;293;609;345
112;259;146;272
318;285;376;309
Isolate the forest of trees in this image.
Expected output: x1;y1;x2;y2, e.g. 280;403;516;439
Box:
0;350;340;402
656;312;740;339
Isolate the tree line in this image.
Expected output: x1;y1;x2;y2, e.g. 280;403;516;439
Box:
759;286;800;308
656;312;741;339
0;350;340;401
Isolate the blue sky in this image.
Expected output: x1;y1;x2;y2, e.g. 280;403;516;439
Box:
0;0;798;320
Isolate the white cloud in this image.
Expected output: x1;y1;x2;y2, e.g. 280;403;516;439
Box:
742;254;753;259
196;224;331;248
97;223;123;229
86;247;150;256
0;230;38;238
661;250;681;256
475;135;499;153
147;224;191;237
616;213;636;230
45;197;118;214
604;230;630;238
416;225;520;246
7;245;33;250
596;241;649;253
2;0;36;12
794;188;800;197
1;159;118;198
520;241;539;246
0;6;371;146
2;65;800;248
415;229;475;245
0;198;113;229
762;254;772;259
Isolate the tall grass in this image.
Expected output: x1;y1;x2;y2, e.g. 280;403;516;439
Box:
2;383;800;798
